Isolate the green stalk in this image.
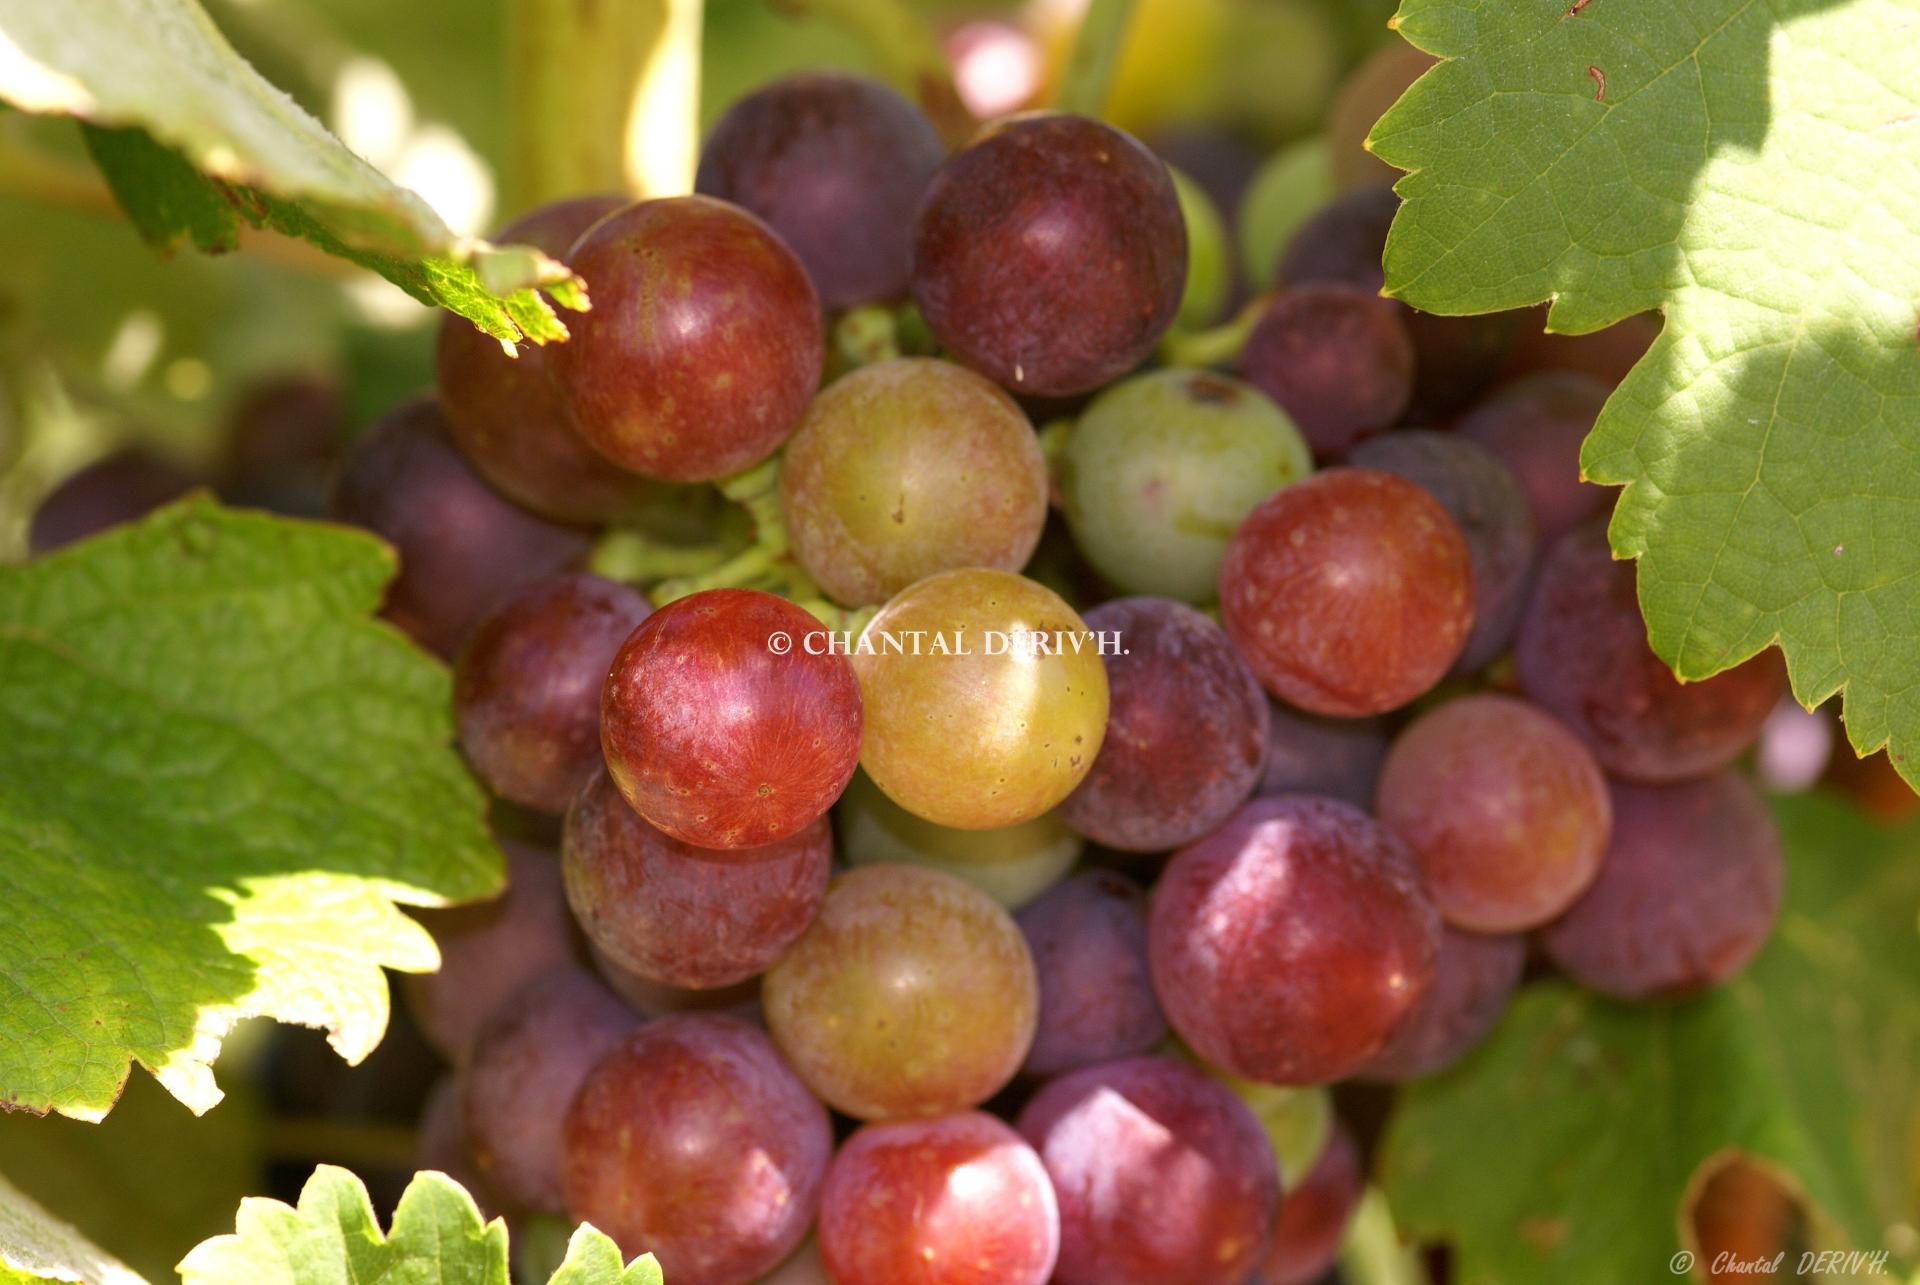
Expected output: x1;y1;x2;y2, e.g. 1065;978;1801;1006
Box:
1339;1187;1433;1285
1159;295;1269;369
1055;0;1139;117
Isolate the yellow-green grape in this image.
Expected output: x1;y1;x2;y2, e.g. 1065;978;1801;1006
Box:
763;864;1039;1120
853;569;1109;830
1170;168;1231;331
1059;370;1312;603
836;770;1082;909
1238;137;1333;288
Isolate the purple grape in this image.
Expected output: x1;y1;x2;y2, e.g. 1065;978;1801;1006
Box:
1249;1124;1362;1285
1238;284;1414;459
1456;372;1613;543
454;574;651;814
912;112;1187;397
1059;598;1268;851
697;72;945;311
1360;926;1525;1081
29;450;196;554
1015;871;1166;1078
1347;430;1536;672
1257;704;1388;807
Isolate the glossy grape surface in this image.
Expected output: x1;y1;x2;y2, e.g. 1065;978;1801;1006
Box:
697;72;944;311
1249;1123;1362;1285
1219;468;1474;716
602;588;862;849
563;769;832;988
454;573;651;814
1257;703;1388;807
1149;796;1440;1084
912;113;1187;397
853;570;1108;830
551;196;824;482
404;840;580;1063
330;398;588;658
1016;1055;1279;1285
1360;925;1525;1081
1059;598;1268;851
778;359;1048;607
1347;430;1536;672
816;1112;1060;1285
563;1015;832;1282
1515;522;1786;782
1238;284;1414;459
763;864;1038;1120
1376;694;1611;932
1456;372;1613;543
1539;773;1783;999
1015;871;1165;1077
1058;369;1312;602
836;770;1081;909
435;195;668;523
461;968;638;1213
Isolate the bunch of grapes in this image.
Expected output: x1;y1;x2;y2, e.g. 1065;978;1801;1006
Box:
317;69;1791;1285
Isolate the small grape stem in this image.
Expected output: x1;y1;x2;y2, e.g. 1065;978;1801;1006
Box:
1159;294;1270;369
649;456;798;604
1055;0;1140;117
1338;1188;1433;1285
587;529;739;582
771;0;973;143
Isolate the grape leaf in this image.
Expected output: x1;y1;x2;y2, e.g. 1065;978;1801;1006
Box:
1380;794;1920;1282
0;498;500;1120
1369;0;1920;785
0;1172;145;1285
178;1167;661;1285
0;0;588;345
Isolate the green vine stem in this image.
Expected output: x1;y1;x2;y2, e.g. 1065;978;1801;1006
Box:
1338;1187;1433;1285
506;0;704;208
1055;0;1139;117
586;529;741;583
1159;294;1269;369
775;0;973;143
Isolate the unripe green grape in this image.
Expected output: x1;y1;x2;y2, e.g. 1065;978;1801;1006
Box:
1059;370;1312;602
854;569;1109;830
1238;137;1333;289
1169;168;1230;331
836;769;1081;909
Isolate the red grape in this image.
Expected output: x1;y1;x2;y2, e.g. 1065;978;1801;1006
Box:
817;1112;1060;1285
416;1074;494;1214
562;768;831;989
1149;796;1440;1084
330;398;588;658
1248;1124;1362;1285
1058;597;1268;851
697;73;945;311
1237;284;1414;459
1456;372;1613;544
1016;1054;1279;1285
404;839;580;1063
563;1014;832;1283
778;359;1048;607
218;375;343;518
1539;773;1783;999
1257;703;1388;808
1375;694;1612;932
454;573;651;814
1347;430;1536;672
1515;522;1786;782
1360;926;1525;1081
763;864;1037;1120
602;588;862;849
590;946;764;1020
550;196;824;482
912;112;1186;397
1502;309;1659;388
29;450;196;554
1219;468;1474;716
435;195;670;523
1014;871;1165;1077
461;967;638;1213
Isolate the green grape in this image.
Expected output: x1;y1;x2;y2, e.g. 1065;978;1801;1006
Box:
778;359;1049;607
854;569;1109;830
835;769;1082;909
763;864;1039;1120
1059;370;1312;602
1169;168;1231;331
1237;137;1332;289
